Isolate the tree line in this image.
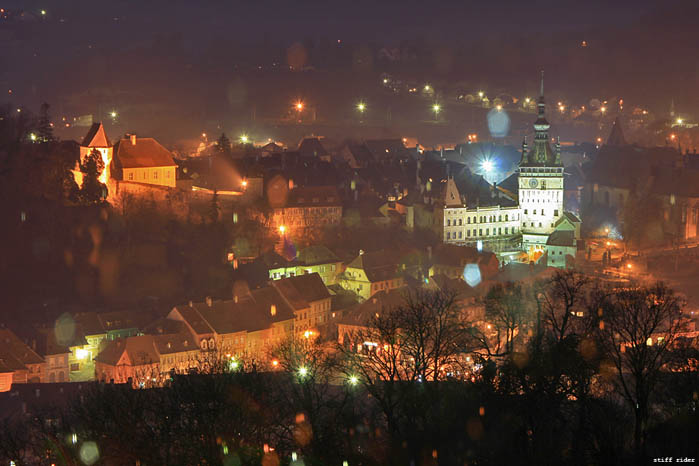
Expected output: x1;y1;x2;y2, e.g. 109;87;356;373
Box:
1;271;697;465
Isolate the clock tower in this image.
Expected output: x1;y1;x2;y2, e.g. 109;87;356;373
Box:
518;71;564;257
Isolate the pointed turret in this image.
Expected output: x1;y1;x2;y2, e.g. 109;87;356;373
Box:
520;71;560;167
520;136;528;164
606;117;627;146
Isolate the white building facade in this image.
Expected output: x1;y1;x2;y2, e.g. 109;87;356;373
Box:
443;73;576;266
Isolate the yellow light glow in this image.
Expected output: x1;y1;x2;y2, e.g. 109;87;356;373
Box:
424;84;430;91
295;101;304;111
670;134;676;140
677;118;683;125
29;133;37;141
298;366;308;377
600;106;606;113
240;135;249;143
525;97;530;103
348;375;359;385
432;104;441;113
279;225;286;234
110;111;117;118
627;263;632;269
496;104;502;111
272;359;279;367
357;102;366;112
478;91;484;98
75;348;88;360
241;180;247;188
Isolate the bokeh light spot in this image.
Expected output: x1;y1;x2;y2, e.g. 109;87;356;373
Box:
463;264;481;287
79;441;100;465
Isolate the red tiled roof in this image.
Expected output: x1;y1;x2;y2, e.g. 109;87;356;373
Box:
113;137;176;169
81;122;111;147
0;329;44;369
273;273;330;309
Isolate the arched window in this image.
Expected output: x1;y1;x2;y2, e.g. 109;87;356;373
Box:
201;339;208;350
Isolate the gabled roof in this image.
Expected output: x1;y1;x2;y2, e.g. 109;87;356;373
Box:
171;285;298;337
96;336;159;366
0;329;44;369
273;273;330;308
297;245;340;266
606;117;628;146
81;122;111;148
344;144;374;165
562;211;581;224
546;230;576;247
346;250;401;282
298;137;329;158
339;288;409;326
113;136;176;169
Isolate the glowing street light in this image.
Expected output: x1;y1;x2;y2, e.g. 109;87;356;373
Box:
41;9;46;15
496;104;502;111
676;118;683;125
482;159;494;173
29;133;37;141
478;91;484;99
432;104;441;120
348;375;359;386
356;101;366;113
424;84;431;92
600;106;607;114
525;97;531;104
279;225;286;234
110;111;117;118
298;366;308;377
240;134;249;143
241;180;248;189
295;101;304;111
382;78;388;84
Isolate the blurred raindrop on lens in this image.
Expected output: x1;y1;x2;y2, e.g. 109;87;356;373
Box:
463;264;481;287
487;108;510;137
54;313;75;347
79;441;100;465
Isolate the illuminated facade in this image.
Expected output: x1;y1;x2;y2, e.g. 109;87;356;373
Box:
443;73;578;267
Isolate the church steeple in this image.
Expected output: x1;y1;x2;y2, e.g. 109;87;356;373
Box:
520;70;560;167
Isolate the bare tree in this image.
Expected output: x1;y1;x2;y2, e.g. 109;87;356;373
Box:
597;282;687;458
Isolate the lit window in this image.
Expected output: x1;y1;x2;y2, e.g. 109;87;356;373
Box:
128;172;133;181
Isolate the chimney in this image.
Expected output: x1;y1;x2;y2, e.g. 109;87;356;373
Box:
205;296;213;307
130;134;137;145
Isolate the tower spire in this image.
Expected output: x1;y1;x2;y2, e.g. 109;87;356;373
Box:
540;70;544;98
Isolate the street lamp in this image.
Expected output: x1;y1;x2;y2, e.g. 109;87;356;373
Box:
295;101;304;112
298;366;308;377
356;101;366;113
424;84;431;92
110;111;117;119
279;225;286;234
478;91;484;99
432;103;441;121
240;134;249;144
348;375;359;386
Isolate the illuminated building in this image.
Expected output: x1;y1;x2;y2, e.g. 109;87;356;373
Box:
442;73;581;268
267;186;343;237
74;122;113;186
167;275;334;362
112;134;177;187
341;250;404;300
0;329;45;391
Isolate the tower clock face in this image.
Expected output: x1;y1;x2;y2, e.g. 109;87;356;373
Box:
529;178;538;188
